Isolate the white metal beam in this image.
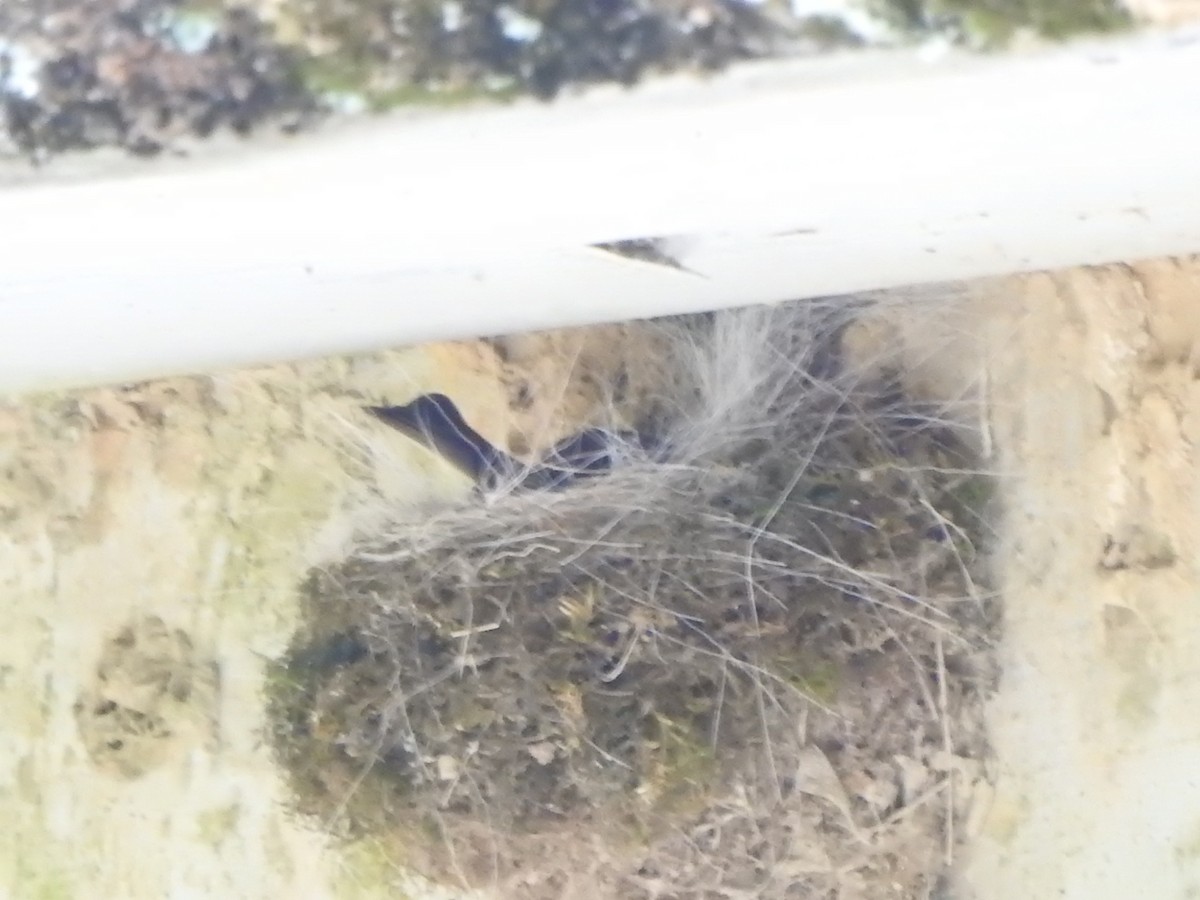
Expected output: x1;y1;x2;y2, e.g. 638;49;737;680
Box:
2;28;1199;394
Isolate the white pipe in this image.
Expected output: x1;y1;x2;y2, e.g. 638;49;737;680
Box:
2;28;1199;394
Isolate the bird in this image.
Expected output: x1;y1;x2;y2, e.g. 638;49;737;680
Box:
366;393;645;492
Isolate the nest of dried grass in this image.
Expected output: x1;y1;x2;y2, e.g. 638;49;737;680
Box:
270;297;997;898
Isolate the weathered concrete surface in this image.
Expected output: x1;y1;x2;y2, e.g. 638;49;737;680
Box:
4;260;1200;898
962;257;1200;899
0;344;456;899
0;322;667;898
872;257;1200;899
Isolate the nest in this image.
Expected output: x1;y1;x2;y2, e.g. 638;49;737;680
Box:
270;299;997;898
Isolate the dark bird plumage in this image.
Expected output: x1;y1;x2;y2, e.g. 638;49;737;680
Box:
367;393;644;491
